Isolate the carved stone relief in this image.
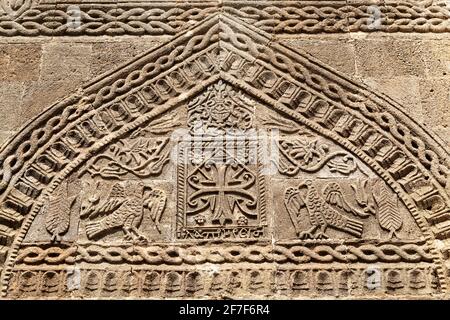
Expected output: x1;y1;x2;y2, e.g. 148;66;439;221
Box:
0;0;448;36
0;4;449;300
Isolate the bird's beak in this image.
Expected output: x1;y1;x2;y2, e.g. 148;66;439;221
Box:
80;205;91;219
80;200;97;218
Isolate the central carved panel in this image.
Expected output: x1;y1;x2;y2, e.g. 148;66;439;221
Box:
177;137;266;240
176;81;267;240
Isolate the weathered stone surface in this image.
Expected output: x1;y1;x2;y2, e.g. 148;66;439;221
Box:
0;0;449;300
91;40;163;76
0;44;41;82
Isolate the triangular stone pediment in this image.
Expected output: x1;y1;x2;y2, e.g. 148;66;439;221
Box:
0;13;449;299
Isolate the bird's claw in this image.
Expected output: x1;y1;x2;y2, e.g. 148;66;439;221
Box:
136;234;148;245
298;231;329;240
123;233;148;245
124;234;133;242
298;231;315;240
314;232;329;240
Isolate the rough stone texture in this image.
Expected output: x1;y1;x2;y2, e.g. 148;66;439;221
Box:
0;0;449;300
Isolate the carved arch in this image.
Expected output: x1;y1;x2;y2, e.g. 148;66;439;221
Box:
0;13;449;297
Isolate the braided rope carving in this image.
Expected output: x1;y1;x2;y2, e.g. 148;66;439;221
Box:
219;17;449;186
228;4;450;33
15;243;434;265
0;3;448;36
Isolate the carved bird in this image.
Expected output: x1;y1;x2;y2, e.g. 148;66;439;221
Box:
80;181;166;241
284;180;365;239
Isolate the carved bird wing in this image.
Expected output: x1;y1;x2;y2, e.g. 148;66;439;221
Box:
323;182;369;218
144;188;166;232
110;182;126;198
89;183;126;219
323;205;364;238
92;198;125;217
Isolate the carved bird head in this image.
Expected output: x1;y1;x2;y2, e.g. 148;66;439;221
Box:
79;180;101;219
80;195;100;219
297;179;313;190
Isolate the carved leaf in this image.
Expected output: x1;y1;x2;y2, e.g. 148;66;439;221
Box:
83;138;170;179
44;183;72;241
373;181;402;238
283;187;304;235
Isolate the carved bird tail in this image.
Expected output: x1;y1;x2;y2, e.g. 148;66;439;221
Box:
85;220;106;239
341;218;364;238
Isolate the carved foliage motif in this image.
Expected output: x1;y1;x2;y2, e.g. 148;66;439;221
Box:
372;180;403;238
82;138;170;179
188;81;254;134
276;137;357;176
